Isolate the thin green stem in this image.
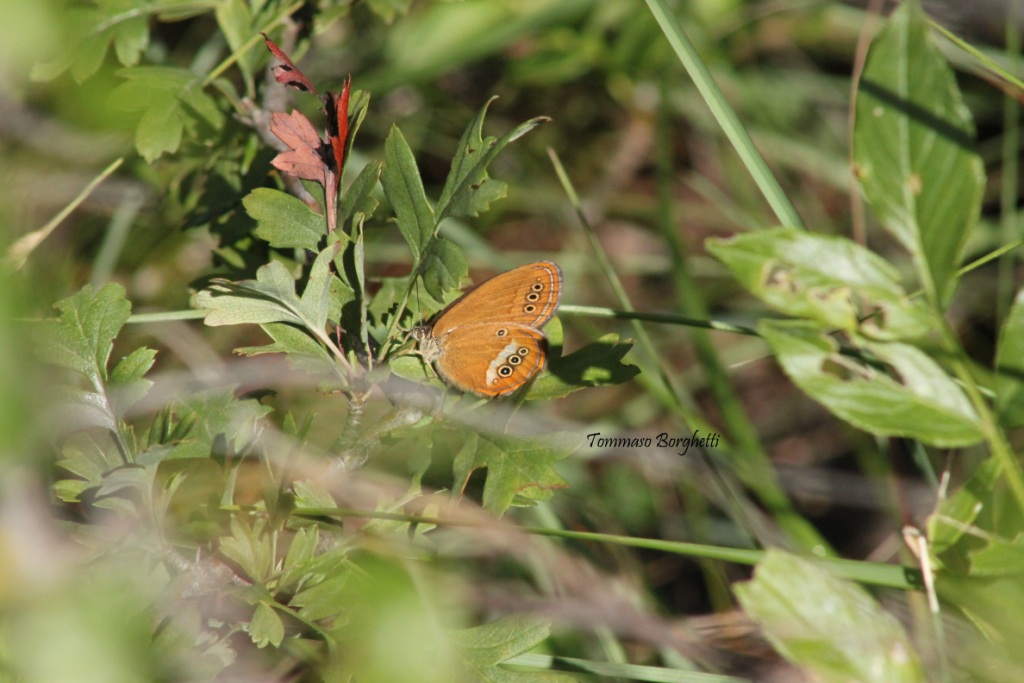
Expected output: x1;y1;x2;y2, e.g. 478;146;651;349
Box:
642;0;804;228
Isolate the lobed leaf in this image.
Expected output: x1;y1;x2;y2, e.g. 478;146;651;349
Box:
455;432;577;515
34;283;131;387
436;98;548;223
246;189;327;252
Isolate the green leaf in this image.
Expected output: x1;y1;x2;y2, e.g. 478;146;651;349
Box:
995;287;1024;427
293;573;350;622
215;0;255;83
760;320;983;447
707;227;935;340
382;125;435;261
112;67;225;161
237;322;337;378
220;516;273;583
451;615;574;683
109;347;157;414
113;16;149;67
279;526;319;593
197;245;338;333
292;479;337;509
136;104;184;162
527;331;639;400
436;98;547;223
968;535;1024;577
165;387;272;460
853;0;984;303
339;160;382;230
245;188;327;251
735;549;925;683
197;262;305;327
366;0;414;23
421;238;468;301
456;432;577;515
247;602;285;649
34;283;131;386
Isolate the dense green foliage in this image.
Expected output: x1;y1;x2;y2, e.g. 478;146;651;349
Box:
4;0;1024;680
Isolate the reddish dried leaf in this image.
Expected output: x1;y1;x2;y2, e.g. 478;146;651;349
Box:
321;78;351;234
326;77;352;178
262;33;318;95
269;110;327;185
270;109;320;152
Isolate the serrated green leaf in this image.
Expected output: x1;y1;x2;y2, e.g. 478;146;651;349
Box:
34;283;131;386
853;0;983;303
707;227;935;340
467;432;578;515
760;320;983;447
736;549;924;683
436;99;546;223
247;602;285;649
382;125;434;261
421;238;468;301
197;251;337;334
451;615;574;683
245;188;327;251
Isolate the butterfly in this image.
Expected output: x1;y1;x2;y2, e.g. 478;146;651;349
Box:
414;261;563;397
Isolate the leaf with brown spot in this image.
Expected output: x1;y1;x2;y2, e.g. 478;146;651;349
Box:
261;33;318;95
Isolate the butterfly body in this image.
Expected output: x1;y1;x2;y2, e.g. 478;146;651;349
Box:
416;261;562;397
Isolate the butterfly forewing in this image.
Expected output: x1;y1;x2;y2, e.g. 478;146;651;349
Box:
431;261;562;333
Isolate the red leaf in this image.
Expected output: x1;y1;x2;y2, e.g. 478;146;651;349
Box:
321;78;351;234
325;77;352;179
269;111;328;185
262;33;318;95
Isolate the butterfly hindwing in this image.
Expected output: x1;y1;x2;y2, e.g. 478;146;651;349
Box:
431;323;547;397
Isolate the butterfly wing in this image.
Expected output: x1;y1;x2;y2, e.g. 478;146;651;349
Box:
432;323;547;397
431;261;562;332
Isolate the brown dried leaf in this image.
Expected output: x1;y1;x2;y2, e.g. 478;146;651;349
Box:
269;110;327;184
262;33;318;95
